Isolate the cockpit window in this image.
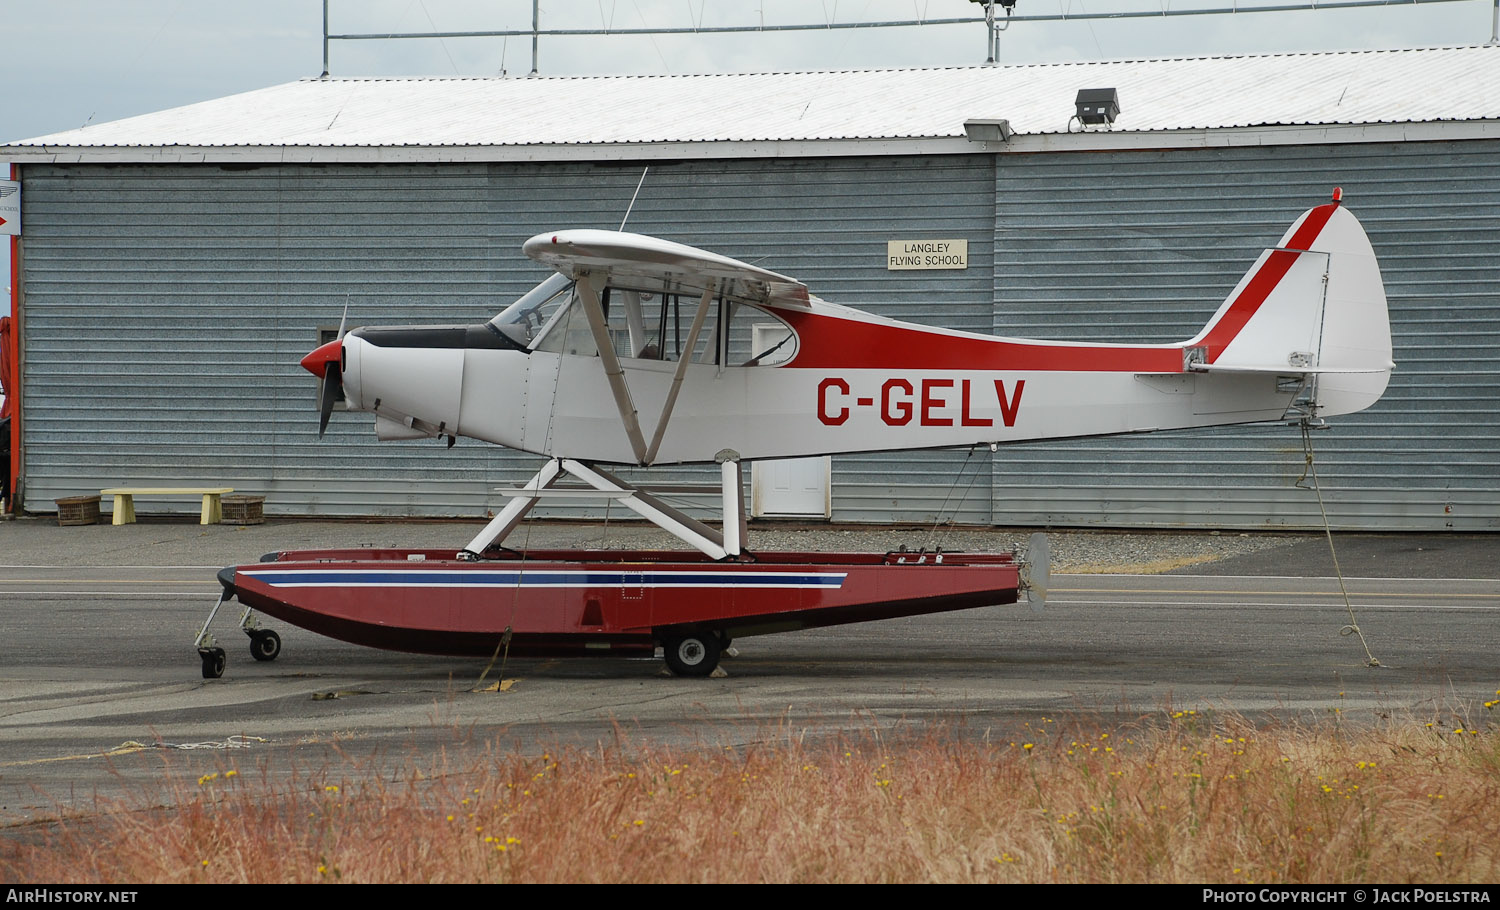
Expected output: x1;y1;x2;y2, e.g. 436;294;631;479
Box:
530;279;797;367
727;303;798;367
489;273;575;347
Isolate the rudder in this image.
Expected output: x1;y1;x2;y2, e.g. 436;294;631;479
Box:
1184;194;1393;419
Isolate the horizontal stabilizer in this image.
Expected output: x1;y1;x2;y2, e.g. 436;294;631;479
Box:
1188;362;1394;375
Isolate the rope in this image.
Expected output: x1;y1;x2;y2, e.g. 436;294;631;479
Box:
1298;420;1381;668
470;292;573;693
157;735;268;751
472;509;533;692
0;735;269;766
471;282;579;692
472;623;515;692
926;445;986;550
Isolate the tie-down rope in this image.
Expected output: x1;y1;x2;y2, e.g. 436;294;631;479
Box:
1298;419;1381;668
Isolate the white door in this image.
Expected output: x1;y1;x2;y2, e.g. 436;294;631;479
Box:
751;456;831;518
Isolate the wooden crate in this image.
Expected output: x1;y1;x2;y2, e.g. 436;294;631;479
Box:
55;495;101;526
221;494;265;525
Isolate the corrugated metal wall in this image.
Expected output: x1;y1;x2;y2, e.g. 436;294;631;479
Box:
16;141;1498;530
988;140;1500;531
16;156;995;520
21;163;508;517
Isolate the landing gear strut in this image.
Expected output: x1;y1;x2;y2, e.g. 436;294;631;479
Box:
195;581;283;678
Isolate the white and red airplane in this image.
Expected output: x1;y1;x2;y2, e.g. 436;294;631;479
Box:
199;190;1391;679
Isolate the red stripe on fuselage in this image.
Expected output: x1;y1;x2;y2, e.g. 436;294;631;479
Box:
780;314;1184;372
781;204;1338;373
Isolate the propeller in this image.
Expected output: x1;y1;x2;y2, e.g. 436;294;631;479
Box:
301;300;349;438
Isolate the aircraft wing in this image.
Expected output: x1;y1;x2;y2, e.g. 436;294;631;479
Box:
523;230;810;308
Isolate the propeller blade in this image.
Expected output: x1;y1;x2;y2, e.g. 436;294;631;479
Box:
302;337;346;437
317;366;340;437
305;298;353;437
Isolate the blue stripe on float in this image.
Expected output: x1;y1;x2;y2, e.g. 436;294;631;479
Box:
242;569;847;589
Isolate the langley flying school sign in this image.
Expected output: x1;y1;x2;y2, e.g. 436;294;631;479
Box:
887;238;966;271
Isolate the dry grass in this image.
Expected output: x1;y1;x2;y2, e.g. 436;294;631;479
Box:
4;711;1498;884
1058;555;1223;574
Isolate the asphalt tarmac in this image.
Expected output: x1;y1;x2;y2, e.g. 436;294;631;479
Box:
1;515;1495;827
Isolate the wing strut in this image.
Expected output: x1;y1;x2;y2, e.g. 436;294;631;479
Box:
576;271;650;464
643;286;716;464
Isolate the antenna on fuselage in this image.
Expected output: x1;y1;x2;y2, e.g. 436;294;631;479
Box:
619;167;649;231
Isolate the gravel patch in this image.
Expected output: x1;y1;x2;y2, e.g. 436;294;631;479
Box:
517;522;1304;574
758;526;1304;573
0;513;1304;574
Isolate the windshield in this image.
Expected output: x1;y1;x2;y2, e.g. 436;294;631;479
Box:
531;280;797;367
488;272;575;347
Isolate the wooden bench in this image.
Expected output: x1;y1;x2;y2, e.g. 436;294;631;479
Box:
100;487;234;526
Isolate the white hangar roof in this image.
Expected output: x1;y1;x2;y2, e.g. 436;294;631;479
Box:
6;44;1498;163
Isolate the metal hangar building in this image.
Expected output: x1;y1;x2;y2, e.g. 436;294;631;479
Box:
3;45;1497;531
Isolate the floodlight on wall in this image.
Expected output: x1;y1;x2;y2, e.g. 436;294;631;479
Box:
963;118;1014;143
1074;88;1120;127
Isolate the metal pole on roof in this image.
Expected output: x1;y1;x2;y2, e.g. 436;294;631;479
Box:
325;1;1474;41
322;0;1478;67
1490;0;1498;45
984;1;995;65
322;0;330;77
530;0;539;75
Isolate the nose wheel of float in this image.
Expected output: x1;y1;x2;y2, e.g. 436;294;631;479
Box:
249;629;282;661
194;590;282;679
199;647;227;679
